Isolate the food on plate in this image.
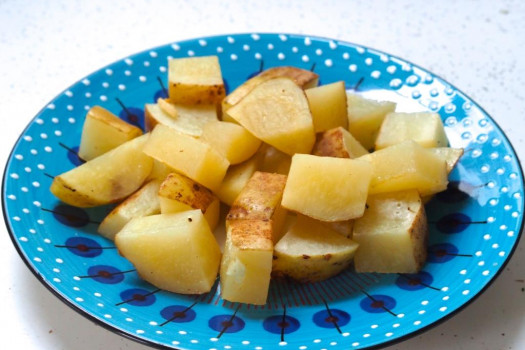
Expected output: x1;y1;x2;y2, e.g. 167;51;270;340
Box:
281;154;372;222
312;126;369;158
216;156;260;206
346;93;397;150
353;190;428;273
221;65;319;122
168;55;225;105
375;112;448;150
144;101;217;137
115;210;221;294
78;106;143;161
226;77;316;155
273;214;359;283
98;179;161;240
50;134;153;207
220;219;273;305
220;172;287;305
158;172;220;230
49;56;464;304
201;120;262;164
305;81;348;132
143;124;229;191
359;140;449;196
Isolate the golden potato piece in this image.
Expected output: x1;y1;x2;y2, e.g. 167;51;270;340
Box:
115;211;221;294
227;77;315;155
201;120;262;164
375;112;448;150
98;180;161;241
143;124;229;191
220;219;273;305
305;81;348;132
50;134;153;207
312;126;368;159
273;215;359;283
282;154;372;222
158;172;220;230
429;147;464;173
359;140;448;196
144;102;218;137
168;55;225;105
346;93;396;150
216;156;260;206
78;106;143;161
257;144;292;175
222;66;319;116
353;190;428;273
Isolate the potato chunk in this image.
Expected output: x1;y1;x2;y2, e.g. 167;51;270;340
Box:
353;190;428;273
115;211;221;294
257;144;291;175
220;219;273;305
375;112;448;149
305;81;348;132
201;120;261;164
273;215;359;283
50;134;153;207
168;56;225;105
346;93;396;150
282;154;372;222
98;180;161;240
222;66;319;118
359;140;448;196
216;156;260;206
312;127;368;159
429;147;464;173
158;172;220;230
227;77;315;155
143;124;229;191
145;102;218;137
78;106;143;161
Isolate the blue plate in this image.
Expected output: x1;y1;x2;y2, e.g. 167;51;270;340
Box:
3;33;524;350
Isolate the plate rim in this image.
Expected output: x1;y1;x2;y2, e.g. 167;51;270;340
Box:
2;32;524;350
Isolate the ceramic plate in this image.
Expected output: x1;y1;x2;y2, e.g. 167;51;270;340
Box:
3;33;524;350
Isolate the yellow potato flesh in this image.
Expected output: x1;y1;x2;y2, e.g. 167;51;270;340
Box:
143;124;229;191
353;190;428;273
312;126;368;159
144;103;218;137
216;156;259;206
115;211;221;294
50;134;153;207
305;81;348;132
282;154;372;222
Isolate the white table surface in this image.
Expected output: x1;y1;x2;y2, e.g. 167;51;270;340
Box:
1;1;524;349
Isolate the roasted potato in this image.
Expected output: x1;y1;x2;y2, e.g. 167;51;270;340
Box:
215;155;260;206
305;81;348;132
115;210;221;294
353;190;428;273
50;134;153;207
312;126;369;159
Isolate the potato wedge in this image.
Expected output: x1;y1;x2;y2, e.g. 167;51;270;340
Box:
78;106;143;161
220;219;273;305
201;120;261;164
98;180;161;240
353;190;428;273
143;124;229;191
168;55;225;105
312;126;368;159
50;134;153;207
145;102;218;137
273;215;359;283
115;210;221;294
305;81;348;132
222;66;319;117
158;172;220;230
227;77;315;155
282;154;372;222
346;93;397;150
375;112;448;150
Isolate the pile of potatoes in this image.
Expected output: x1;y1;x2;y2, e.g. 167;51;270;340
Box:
50;56;462;305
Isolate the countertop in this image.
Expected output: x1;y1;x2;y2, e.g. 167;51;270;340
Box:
1;1;524;349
